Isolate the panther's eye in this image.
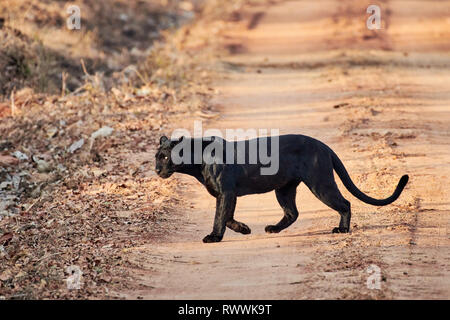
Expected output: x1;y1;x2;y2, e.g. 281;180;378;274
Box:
164;156;169;160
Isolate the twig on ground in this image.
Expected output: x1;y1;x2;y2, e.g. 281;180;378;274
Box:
10;89;15;117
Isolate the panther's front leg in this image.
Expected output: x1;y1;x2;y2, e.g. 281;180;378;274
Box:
203;192;237;243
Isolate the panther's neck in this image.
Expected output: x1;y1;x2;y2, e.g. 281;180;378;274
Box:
173;137;218;184
176;163;205;184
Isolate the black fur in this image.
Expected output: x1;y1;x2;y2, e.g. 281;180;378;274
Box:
155;134;408;243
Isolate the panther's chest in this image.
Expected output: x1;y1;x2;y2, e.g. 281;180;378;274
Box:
201;166;225;198
203;177;220;197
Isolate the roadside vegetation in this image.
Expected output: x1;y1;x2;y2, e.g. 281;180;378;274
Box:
0;0;245;299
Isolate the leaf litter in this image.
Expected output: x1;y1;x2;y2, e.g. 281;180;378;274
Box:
0;0;221;299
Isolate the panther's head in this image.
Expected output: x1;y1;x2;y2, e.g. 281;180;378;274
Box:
155;135;183;178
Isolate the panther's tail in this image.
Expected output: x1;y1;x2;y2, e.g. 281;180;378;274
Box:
331;151;409;206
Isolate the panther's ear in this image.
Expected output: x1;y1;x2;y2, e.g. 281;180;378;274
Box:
160;136;169;146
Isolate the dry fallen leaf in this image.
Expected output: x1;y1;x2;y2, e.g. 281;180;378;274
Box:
0;270;12;281
0;232;13;246
0;155;19;167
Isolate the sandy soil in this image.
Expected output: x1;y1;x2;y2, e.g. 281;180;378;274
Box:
120;0;450;299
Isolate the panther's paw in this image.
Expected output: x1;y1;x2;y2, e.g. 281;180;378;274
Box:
202;234;223;243
238;224;251;235
332;227;350;234
265;225;281;233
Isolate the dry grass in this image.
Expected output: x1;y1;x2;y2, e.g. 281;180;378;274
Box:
0;0;188;97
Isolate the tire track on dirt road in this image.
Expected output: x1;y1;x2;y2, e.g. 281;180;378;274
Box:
119;0;449;299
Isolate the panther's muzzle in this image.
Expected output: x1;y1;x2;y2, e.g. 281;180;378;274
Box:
156;169;174;179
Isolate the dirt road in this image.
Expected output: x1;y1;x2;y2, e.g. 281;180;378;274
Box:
121;0;450;299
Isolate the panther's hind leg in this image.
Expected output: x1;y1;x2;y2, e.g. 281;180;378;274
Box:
265;181;300;233
308;180;351;233
226;219;251;234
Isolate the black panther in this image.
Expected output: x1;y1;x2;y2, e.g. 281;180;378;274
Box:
155;134;408;243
